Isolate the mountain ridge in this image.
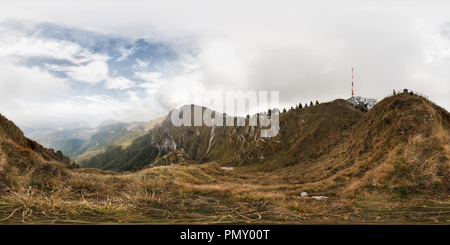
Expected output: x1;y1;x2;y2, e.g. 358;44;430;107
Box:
78;92;450;197
78;98;365;170
1;91;450;224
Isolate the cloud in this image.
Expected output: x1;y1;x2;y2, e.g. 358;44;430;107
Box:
2;0;450;126
0;20;192;126
68;60;109;84
0;28;111;85
0;35;81;61
46;60;109;84
75;95;118;105
105;76;135;90
134;71;162;83
0;61;67;100
132;58;150;71
26;95;127;126
0;32;108;64
0;58;68;122
116;45;137;62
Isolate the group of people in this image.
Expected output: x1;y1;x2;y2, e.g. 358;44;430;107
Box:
393;88;409;96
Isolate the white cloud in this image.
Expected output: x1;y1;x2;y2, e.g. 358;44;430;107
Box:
2;0;450;125
75;95;118;105
0;33;109;64
105;76;135;90
0;58;68;123
134;71;161;82
0;30;111;85
116;46;136;62
0;60;67;99
132;58;150;70
68;60;109;84
0;35;80;61
20;94;128;127
46;60;109;84
197;40;247;89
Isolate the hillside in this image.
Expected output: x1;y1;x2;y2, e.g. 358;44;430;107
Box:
72;121;148;160
79;119;165;170
79;92;450;199
271;92;450;197
0;113;74;194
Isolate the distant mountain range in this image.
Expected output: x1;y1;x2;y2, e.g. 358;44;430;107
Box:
19;118;160;162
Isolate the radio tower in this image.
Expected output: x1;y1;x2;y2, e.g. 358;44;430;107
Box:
352;67;354;98
347;67;377;109
352;67;355;100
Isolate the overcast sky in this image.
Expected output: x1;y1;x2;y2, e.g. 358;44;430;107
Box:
1;0;450;127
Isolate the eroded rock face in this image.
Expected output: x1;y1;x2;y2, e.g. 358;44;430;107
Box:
162;137;177;151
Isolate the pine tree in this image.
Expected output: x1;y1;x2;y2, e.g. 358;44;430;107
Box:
305;103;308;108
310;101;314;106
316;100;319;105
299;103;303;109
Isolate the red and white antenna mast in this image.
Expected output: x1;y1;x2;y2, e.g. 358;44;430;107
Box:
352;67;354;98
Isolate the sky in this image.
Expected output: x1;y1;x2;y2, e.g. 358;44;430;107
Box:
1;0;450;128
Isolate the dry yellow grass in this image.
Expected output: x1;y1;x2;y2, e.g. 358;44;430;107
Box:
2;159;450;224
0;160;338;224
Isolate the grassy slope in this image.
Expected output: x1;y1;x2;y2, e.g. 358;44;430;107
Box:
80;133;159;171
70;123;147;160
272;93;450;199
2;160;450;224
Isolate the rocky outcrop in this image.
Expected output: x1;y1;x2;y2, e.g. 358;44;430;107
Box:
150;149;197;166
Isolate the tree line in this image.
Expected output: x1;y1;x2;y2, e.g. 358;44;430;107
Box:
281;100;319;113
